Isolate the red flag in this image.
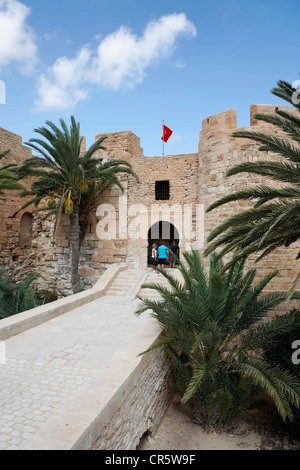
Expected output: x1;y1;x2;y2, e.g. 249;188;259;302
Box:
161;124;173;143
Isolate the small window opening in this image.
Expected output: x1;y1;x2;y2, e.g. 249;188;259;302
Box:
155;181;170;201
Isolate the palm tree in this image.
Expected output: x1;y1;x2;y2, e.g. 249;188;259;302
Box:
0;150;25;193
205;78;300;286
135;250;300;428
15;116;136;293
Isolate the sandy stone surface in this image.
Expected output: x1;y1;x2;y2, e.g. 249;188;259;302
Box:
138;396;300;451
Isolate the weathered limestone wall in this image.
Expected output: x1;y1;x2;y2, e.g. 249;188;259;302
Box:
199;105;300;312
90;346;174;450
53;130;199;289
43;132;145;291
2;106;300;304
125;152;199;268
90;131;199;271
0;128;58;294
52;187;130;294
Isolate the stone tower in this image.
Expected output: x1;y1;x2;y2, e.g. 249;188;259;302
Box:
198;105;300;307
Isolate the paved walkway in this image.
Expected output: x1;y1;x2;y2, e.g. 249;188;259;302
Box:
0;268;178;450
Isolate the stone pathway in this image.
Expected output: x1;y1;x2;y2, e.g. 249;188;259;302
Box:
0;294;152;449
0;268;180;450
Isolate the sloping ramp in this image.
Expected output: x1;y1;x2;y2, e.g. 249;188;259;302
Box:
0;265;181;450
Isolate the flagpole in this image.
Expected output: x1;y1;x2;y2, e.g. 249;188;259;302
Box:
162;120;164;156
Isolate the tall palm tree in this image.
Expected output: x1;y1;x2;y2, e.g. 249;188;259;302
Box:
205;78;300;287
0;150;25;193
136;250;300;427
15;116;136;293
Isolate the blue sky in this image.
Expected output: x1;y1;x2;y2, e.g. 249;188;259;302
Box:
0;0;299;156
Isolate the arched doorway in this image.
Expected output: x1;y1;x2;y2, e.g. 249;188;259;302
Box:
148;221;180;266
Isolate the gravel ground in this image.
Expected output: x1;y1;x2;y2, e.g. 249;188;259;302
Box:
138;396;300;451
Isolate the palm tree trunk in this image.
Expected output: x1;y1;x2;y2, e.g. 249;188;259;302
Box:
69;203;82;293
79;213;89;250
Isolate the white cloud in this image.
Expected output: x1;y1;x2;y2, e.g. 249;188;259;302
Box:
35;13;196;111
0;0;37;72
89;13;196;89
35;47;90;111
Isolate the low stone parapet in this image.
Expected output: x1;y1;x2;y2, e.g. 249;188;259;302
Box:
0;265;127;341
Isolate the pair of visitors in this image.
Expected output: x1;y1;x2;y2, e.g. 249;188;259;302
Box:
169;240;179;268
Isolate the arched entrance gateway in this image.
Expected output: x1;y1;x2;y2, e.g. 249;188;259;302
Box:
147;221;180;267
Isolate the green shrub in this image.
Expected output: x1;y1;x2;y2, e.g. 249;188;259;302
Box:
0;273;39;318
136;250;300;429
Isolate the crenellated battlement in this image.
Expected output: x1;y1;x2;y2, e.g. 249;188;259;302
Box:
201;104;295;136
249;104;294;126
201;108;238;134
94;130;144;160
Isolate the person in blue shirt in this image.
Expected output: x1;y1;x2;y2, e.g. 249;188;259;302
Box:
158;241;169;270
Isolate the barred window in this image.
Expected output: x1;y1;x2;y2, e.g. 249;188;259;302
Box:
155;181;170;201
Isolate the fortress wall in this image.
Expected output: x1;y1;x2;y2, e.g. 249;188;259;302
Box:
0;127;32;165
30;132;142;291
72;130;198;278
51;132;142;290
2;104;300;305
74;132;142;285
125;151;199;268
95;131;144;160
199;106;300;308
83;131;199;270
0;128;58;294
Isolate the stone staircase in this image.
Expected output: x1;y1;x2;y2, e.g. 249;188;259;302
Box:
106;269;147;299
106;267;183;302
138;269;179;301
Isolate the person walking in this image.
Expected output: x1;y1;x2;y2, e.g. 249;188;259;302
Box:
169;240;179;268
157;241;169;270
151;243;158;272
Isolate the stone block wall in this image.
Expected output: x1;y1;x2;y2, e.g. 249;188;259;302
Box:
0;127;58;293
198;105;300;304
90;131;199;270
90;346;174;450
2;105;300;304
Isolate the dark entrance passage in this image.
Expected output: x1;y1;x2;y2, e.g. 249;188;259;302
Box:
148;221;180;266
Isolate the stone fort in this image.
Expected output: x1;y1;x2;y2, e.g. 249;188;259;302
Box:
1;104;300;308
